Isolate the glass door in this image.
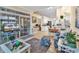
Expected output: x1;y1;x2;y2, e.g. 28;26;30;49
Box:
0;14;19;44
20;17;30;37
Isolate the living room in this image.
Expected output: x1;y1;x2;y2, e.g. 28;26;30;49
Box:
0;6;79;53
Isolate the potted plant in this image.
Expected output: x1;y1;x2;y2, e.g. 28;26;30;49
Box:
65;31;76;48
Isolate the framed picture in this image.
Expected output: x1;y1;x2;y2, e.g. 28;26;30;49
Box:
32;16;37;23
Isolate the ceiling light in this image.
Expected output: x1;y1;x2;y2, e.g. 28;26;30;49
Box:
47;7;53;10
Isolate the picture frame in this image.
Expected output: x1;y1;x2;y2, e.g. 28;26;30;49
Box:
32;16;37;23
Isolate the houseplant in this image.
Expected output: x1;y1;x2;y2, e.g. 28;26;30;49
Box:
65;31;76;48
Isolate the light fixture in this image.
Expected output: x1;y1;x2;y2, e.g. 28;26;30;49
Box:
47;7;53;10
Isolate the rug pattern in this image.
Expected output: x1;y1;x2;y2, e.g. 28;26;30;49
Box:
26;38;49;53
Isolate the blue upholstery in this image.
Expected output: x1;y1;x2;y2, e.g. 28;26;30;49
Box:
40;36;51;47
54;32;60;48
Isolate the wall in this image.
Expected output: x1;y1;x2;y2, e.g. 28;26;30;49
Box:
57;6;79;34
32;13;42;26
31;13;53;32
41;16;49;32
70;7;79;34
31;13;43;34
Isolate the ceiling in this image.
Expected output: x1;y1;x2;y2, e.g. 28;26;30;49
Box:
16;6;58;18
4;6;60;18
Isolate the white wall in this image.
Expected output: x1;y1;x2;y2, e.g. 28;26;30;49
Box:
57;6;79;34
41;16;49;32
70;7;79;34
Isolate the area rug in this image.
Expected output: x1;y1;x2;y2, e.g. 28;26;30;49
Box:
26;38;49;53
